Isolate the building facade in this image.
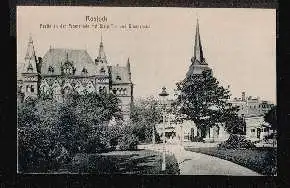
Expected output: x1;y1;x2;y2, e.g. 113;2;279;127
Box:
17;35;134;122
229;92;274;141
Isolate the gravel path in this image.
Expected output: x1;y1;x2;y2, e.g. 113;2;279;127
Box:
138;144;262;176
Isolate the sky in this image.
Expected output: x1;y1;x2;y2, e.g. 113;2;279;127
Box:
17;7;276;103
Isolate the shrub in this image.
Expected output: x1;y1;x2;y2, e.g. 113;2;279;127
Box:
118;134;139;151
190;136;204;142
218;134;256;149
264;132;276;140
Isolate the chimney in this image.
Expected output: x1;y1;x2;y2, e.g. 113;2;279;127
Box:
242;91;246;101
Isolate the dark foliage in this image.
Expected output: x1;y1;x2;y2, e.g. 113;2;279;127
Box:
264;106;277;130
118;132;139;151
175;70;243;137
185;147;277;176
17;93;123;172
68;150;179;174
130;97;162;143
218;134;256;149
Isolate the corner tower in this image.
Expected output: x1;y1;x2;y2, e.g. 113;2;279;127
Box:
21;34;39;100
95;33;110;94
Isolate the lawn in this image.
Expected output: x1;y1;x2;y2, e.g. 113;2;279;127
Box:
59;149;180;174
184;146;277;176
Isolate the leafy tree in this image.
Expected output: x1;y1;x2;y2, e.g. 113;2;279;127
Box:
17;92;124;172
264;106;277;131
130;97;162;143
175;70;242;137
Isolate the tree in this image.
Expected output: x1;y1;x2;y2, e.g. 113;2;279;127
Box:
264;106;277;131
175;70;242;138
65;92;123;153
17;92;124;172
130;97;162;143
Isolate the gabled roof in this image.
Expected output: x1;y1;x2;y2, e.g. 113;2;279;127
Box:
110;65;131;84
41;48;97;76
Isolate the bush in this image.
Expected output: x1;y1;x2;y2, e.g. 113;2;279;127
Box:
190;136;204;142
218;134;255;149
264;132;276;140
118;134;139;151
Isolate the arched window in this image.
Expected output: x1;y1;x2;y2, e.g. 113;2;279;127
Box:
99;86;106;94
82;67;88;75
116;75;121;80
100;67;105;74
27;63;33;72
48;66;54;74
30;85;35;93
61;61;75;75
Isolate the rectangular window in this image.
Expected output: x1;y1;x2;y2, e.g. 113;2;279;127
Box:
31;85;34;93
26;85;29;92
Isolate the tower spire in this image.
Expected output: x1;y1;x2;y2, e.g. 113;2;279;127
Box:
127;57;131;81
191;17;206;65
98;32;106;61
127;57;131;71
25;33;36;61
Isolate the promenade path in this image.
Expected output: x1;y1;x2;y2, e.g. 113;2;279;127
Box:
138;143;262;176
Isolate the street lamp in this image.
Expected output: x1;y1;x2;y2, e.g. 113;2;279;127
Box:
159;86;169;171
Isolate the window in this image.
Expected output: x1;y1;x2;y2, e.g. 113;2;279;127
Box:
100;67;105;74
26;85;29;92
82;67;88;75
48;66;54;73
27;63;33;72
112;89;117;94
31;85;34;93
61;61;75;75
251;129;255;133
116;75;121;80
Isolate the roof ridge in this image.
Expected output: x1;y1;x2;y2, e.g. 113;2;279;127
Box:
50;48;87;51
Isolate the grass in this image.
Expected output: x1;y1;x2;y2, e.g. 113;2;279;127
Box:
184;146;277;176
60;149;180;174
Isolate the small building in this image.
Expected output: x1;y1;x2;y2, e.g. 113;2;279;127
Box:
229;92;275;141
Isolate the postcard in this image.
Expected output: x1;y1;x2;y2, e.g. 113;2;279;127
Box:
17;6;276;175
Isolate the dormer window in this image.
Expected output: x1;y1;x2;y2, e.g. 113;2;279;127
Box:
61;61;75;75
82;67;88;75
27;63;33;72
100;67;105;74
116;75;121;80
48;66;54;74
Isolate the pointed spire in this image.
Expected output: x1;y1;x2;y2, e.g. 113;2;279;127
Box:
127;57;131;71
25;33;36;61
66;52;69;62
98;32;107;62
192;17;206;65
127;57;130;67
127;57;132;81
